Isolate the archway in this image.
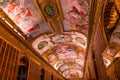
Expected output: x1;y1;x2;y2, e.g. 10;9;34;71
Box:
17;57;29;80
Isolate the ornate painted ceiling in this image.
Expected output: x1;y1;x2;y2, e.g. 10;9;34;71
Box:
102;0;120;68
103;23;120;67
0;0;91;79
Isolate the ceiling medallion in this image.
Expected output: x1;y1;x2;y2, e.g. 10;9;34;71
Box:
44;5;56;16
38;41;48;49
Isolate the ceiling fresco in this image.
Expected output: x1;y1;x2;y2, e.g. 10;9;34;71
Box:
42;43;85;78
103;22;120;67
32;32;86;78
0;0;51;38
60;0;89;35
32;32;87;55
53;44;77;59
102;0;120;68
0;0;91;79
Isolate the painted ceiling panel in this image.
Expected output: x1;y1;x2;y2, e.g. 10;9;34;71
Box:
47;54;56;61
53;44;77;59
0;0;91;79
31;32;87;78
59;64;69;72
32;35;53;55
60;0;90;35
32;32;87;54
63;69;83;78
0;0;51;38
52;35;71;43
1;0;120;79
103;22;120;68
39;43;85;78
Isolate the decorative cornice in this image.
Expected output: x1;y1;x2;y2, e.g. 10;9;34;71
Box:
0;19;65;79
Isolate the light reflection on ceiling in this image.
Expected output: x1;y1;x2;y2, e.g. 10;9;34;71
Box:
0;0;91;79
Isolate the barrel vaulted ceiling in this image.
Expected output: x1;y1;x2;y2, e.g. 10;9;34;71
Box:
0;0;91;79
102;0;120;68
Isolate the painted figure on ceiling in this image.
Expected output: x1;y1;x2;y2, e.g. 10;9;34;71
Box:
53;44;77;59
61;0;89;35
0;0;12;7
0;0;51;38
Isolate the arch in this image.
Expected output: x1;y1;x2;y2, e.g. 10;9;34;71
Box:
17;56;29;80
101;0;119;41
40;68;45;80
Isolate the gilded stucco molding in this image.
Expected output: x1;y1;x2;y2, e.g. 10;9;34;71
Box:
34;0;64;35
100;0;108;45
84;0;107;79
115;0;120;14
0;22;65;79
0;21;38;59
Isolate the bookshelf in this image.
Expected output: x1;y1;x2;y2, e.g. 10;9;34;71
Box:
0;37;19;80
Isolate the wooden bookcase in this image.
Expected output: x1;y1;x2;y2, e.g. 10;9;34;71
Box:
0;37;19;80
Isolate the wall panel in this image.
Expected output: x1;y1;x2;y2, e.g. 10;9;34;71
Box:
0;37;19;80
